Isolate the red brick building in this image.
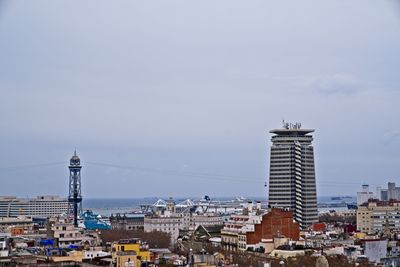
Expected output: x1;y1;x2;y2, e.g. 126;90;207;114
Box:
311;222;327;232
246;208;300;245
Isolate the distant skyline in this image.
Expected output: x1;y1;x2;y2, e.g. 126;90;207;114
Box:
0;1;400;198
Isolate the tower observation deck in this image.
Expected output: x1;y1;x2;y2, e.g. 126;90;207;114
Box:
68;150;82;227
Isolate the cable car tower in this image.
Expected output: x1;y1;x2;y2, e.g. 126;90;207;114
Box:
68;150;82;227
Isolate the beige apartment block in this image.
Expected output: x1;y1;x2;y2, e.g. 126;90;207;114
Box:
357;200;400;234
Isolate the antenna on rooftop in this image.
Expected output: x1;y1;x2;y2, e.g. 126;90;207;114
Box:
282;119;290;129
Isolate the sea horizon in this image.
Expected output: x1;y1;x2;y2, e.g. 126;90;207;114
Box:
82;195;356;216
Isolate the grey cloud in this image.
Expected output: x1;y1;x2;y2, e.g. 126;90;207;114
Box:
310;74;364;95
0;0;400;197
381;130;400;145
386;0;400;18
271;74;365;95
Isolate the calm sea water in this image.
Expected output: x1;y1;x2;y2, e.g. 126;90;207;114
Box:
82;197;160;216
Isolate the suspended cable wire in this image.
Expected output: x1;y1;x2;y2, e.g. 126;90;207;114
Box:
0;160;382;188
0;162;65;172
84;161;263;183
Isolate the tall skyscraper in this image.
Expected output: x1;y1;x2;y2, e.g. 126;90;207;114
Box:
267;122;318;229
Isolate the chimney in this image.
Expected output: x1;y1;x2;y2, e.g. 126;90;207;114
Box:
256;201;262;211
247;201;253;212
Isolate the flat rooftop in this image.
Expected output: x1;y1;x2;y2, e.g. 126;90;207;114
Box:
270;128;314;135
0;195;66;201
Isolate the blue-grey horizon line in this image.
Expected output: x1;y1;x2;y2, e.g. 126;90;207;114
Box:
0;159;384;188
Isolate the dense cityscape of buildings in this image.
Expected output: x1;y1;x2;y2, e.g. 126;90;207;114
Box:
357;182;400;206
1;124;400;266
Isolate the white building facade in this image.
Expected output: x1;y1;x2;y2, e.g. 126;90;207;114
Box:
144;198;224;242
357;184;375;206
0;196;68;217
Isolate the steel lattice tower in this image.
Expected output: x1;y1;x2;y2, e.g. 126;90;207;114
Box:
68;150;82;227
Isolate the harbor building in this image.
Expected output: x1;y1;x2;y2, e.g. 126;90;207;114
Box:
0;195;68;218
357;184;375;205
388;182;400;200
110;214;144;231
144;198;223;241
144;214;187;241
267;122;318;229
376;182;400;201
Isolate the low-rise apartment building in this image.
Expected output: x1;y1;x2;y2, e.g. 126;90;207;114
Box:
51;222;83;248
0;216;34;233
221;214;261;251
191;213;224;227
357;200;400;234
222;208;299;252
243;208;300;251
112;239;150;265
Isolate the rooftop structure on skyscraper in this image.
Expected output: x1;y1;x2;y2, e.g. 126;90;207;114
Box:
267;122;318;229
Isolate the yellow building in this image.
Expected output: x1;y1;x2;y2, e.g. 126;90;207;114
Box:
112;239;150;266
52;250;83;263
357;200;400;234
115;251;138;267
354;232;367;239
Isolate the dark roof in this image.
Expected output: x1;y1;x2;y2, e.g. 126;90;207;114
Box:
270;129;314;135
360;199;400;207
117;238;142;244
194;225;223;237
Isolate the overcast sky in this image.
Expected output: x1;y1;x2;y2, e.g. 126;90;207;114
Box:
0;0;399;198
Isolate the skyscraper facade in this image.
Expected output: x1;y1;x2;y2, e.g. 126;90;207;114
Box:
267;122;318;229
